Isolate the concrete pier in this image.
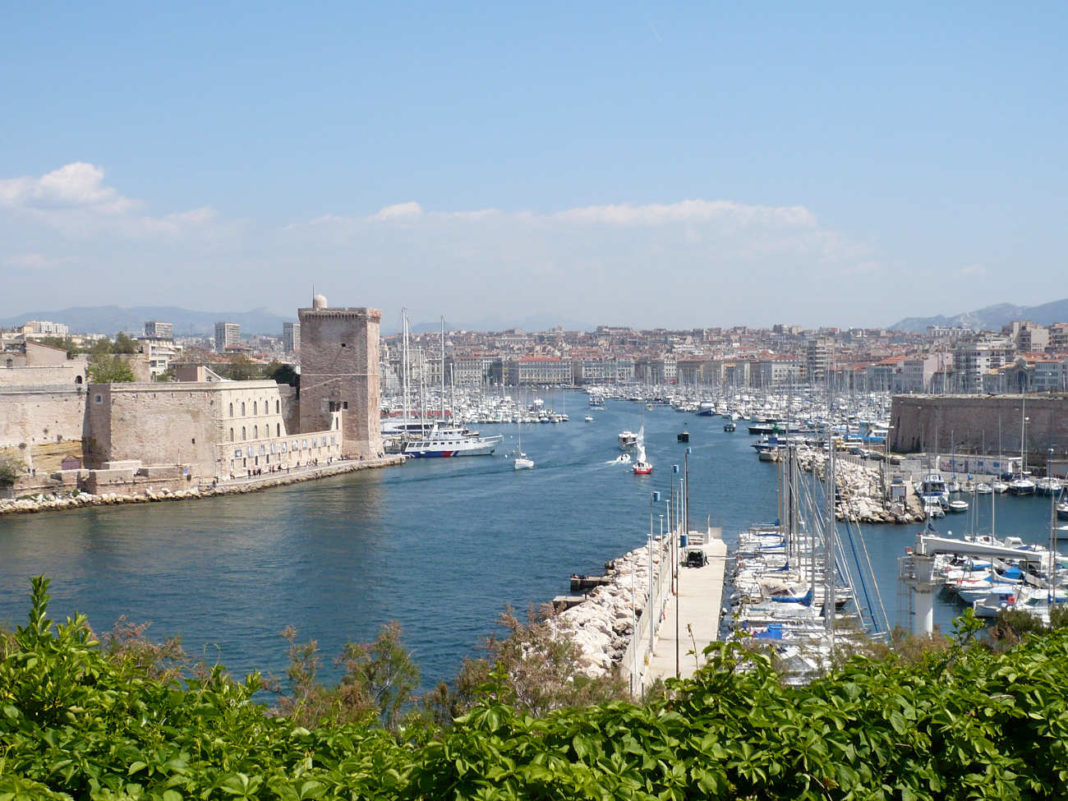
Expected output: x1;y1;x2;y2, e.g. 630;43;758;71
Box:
642;533;728;689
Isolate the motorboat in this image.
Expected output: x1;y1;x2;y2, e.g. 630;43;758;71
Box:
723;421;737;432
947;499;969;514
677;427;690;443
618;430;638;449
1057;500;1068;521
975;482;993;495
613;453;632;465
584;415;594;423
916;472;949;506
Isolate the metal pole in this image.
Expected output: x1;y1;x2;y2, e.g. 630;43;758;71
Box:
684;448;691;536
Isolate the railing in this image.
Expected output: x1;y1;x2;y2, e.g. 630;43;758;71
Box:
620;534;676;696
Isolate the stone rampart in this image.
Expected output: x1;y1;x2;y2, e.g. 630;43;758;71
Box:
0;387;86;449
890;394;1068;463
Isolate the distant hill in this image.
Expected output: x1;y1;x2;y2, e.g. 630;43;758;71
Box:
890;298;1068;333
381;314;592;336
0;306;294;337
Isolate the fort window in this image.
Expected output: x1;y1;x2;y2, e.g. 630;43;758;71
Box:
276;423;280;436
229;403;233;416
75;376;83;385
94;394;102;404
230;429;234;442
241;402;246;415
254;425;259;438
276;399;280;413
241;426;246;440
4;359;11;368
253;401;258;415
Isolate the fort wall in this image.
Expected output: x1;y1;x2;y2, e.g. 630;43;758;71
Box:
890;394;1068;464
0;387;87;449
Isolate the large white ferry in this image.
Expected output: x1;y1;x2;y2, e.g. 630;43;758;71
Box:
401;422;502;458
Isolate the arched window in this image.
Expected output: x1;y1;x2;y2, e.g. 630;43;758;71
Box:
75;375;83;385
229;428;234;442
229;403;233;417
253;401;258;415
241;426;246;440
254;425;259;438
4;359;12;368
276;423;280;436
275;399;280;413
241;402;246;415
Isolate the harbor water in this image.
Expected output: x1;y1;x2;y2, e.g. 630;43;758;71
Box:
0;392;1060;688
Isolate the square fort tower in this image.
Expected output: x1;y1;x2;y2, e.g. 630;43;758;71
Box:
298;295;383;459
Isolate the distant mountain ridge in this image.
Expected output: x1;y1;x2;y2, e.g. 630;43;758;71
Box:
890;298;1068;333
0;306;294;337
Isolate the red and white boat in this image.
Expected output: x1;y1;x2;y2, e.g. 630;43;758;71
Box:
632;431;653;475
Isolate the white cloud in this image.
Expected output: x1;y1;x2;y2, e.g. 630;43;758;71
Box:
367;201;424;222
0;162;216;238
5;252;70;270
549;199;817;228
956;263;987;277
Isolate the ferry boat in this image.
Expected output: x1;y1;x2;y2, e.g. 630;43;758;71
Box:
618;430;638;449
401;423;502;458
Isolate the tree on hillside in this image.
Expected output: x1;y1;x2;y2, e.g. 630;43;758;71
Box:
88;355;135;383
112;332;139;354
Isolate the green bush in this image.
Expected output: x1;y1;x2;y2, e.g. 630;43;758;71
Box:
4;578;1068;799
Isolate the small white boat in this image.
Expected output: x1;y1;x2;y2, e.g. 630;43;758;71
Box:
618;430;638;449
584;415;594;423
614;453;632;464
947;499;969;513
513;454;534;470
975;482;993;495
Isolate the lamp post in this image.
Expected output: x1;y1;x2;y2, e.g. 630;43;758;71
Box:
648;490;661;654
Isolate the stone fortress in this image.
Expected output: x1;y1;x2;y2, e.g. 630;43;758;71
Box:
1;294;386;497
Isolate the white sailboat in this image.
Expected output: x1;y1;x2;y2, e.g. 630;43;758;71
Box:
632;425;652;475
513;419;534;470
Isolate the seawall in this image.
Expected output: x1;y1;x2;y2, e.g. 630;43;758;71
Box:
0;455;404;517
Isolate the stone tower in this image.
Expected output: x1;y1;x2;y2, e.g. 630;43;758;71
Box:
298;294;383;459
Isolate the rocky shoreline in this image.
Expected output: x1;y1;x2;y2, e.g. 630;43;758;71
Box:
552;540;668;678
793;447;925;525
0;456;404;517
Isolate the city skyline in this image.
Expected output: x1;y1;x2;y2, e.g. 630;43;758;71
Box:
2;3;1066;327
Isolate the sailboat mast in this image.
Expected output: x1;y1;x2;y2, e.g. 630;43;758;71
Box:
440;316;446;423
824;416;837;651
402;310;410;427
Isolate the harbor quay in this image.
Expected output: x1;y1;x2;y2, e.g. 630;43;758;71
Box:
0;455;403;517
551;527;728;697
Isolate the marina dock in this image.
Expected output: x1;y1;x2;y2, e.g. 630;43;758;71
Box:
641;531;728;690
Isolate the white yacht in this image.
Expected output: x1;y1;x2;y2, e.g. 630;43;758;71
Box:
401;423;502;458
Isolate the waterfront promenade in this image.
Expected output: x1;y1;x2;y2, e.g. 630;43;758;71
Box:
642;533;728;690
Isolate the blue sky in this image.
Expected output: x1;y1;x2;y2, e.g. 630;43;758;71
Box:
2;2;1066;329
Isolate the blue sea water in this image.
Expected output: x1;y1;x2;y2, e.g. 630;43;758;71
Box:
0;393;1060;688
